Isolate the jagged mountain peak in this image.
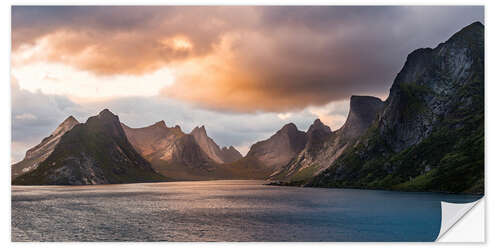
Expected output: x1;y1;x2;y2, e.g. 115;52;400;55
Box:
51;116;80;136
152;120;167;128
220;145;243;163
271;94;386;182
307;119;331;134
191;125;207;135
221;145;241;153
246;122;307;169
190;125;228;164
313;118;323;125
62;115;79;124
277;123;300;134
98;108;113;116
137;120;170;131
173;125;183;133
92;109;120;125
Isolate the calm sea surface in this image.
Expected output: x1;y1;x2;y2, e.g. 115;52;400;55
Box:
11;180;481;242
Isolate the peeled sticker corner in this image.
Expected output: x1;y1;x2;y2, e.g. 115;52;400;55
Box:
436;198;484;241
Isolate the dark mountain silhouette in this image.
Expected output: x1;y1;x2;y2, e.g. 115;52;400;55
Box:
308;22;484;194
270;96;384;182
13;109;166;185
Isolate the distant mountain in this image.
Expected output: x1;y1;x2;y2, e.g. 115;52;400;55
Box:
218;123;308;180
245;123;307;170
271;96;384;183
122;122;215;180
13;109;166;185
220;146;243;163
123;122;243;180
12;116;79;179
191;125;243;163
308;22;484;194
122;121;185;159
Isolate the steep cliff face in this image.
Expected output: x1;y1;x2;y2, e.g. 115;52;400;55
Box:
190;126;242;163
379;22;483;152
122;122;216;180
13;110;166;185
191;126;225;163
309;22;484;194
122;121;185;159
271;96;384;183
246;123;307;171
340;96;385;141
122;121;243;180
12;116;79;179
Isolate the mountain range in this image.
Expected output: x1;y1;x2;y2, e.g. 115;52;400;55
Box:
11;22;484;194
13;109;166;185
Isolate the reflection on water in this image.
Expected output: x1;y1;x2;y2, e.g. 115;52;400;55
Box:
11;180;481;242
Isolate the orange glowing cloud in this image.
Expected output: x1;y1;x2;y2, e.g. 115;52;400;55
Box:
11;6;483;113
13;30;198;75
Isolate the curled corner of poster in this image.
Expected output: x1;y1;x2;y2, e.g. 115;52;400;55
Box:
436;198;485;242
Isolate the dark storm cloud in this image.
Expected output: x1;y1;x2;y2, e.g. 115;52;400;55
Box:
12;6;483;112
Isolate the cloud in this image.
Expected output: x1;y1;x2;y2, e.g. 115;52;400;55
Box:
12;6;484;113
11;76;89;161
12;62;174;100
307;101;350;130
14;113;37;121
12;6;257;75
277;112;293;120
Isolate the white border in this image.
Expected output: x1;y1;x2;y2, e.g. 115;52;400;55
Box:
2;0;498;249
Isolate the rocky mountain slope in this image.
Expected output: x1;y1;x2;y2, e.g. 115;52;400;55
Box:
271;96;384;183
122;122;243;180
11;116;79;179
13;109;166;185
220;146;243;163
122;121;185;159
309;22;484;194
220;123;308;180
191;126;243;163
122;122;215;180
245;123;307;171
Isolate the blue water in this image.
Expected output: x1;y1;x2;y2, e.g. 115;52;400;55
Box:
11;180;482;242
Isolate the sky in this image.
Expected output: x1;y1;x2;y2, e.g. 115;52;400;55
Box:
10;6;484;162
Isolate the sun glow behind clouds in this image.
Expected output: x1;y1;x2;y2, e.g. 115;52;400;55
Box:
11;62;175;101
160;36;193;51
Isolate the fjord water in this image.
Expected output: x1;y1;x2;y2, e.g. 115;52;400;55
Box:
12;180;481;242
